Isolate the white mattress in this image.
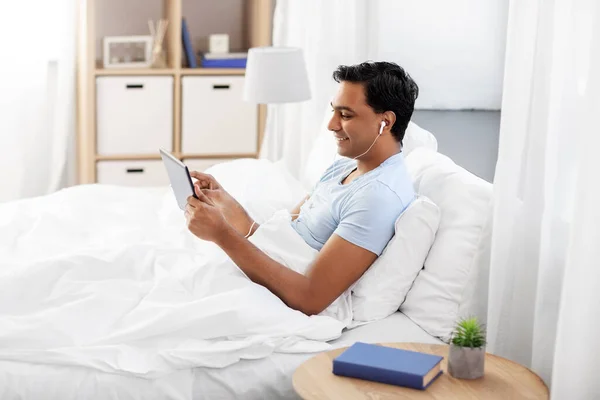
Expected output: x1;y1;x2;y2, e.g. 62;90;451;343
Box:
0;312;441;400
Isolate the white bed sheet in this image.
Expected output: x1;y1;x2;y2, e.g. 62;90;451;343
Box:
0;312;441;400
192;311;442;399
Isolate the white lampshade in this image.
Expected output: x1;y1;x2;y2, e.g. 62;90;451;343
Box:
243;47;311;104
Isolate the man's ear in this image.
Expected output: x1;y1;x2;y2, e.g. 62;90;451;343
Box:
382;111;396;132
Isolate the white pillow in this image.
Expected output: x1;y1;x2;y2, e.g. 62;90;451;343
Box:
403;121;438;153
351;196;441;323
205;158;308;224
400;148;493;342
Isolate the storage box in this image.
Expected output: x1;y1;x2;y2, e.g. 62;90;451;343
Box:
181;76;257;155
96;76;173;155
96;160;168;187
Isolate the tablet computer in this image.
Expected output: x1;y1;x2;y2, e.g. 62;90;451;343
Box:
159;148;197;210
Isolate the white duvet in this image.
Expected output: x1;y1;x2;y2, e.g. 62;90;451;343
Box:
0;164;351;378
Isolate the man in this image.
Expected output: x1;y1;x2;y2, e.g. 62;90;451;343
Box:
184;61;418;316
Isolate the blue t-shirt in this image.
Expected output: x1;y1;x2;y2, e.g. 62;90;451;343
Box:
291;152;415;256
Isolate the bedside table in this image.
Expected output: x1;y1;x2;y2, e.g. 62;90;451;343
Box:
293;342;549;400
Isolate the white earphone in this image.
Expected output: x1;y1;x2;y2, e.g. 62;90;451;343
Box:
379;120;386;135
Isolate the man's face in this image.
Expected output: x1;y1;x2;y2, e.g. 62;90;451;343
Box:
328;82;381;159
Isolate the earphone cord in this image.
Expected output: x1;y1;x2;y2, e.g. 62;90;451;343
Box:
328;131;382;188
353;133;382;160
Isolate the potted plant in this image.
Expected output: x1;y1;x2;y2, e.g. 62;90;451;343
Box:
448;316;486;379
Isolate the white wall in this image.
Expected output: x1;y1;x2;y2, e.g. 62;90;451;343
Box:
371;0;509;110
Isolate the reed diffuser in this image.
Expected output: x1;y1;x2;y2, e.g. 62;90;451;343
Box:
148;19;168;68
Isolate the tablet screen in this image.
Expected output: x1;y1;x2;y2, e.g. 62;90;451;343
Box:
159;148;196;210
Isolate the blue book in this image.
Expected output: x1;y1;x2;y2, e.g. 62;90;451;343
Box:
200;57;247;68
332;342;444;390
181;18;197;68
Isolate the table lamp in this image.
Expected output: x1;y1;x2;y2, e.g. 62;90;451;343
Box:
243;47;311;161
243;46;311;103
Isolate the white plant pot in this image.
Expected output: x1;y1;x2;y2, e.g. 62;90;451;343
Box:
448;344;485;379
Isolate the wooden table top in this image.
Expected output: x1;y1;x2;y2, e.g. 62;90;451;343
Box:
293;342;549;400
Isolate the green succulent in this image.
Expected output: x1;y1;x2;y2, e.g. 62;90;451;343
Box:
451;317;486;348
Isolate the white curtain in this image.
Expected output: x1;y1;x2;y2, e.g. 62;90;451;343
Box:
487;0;600;397
262;0;375;184
0;0;76;203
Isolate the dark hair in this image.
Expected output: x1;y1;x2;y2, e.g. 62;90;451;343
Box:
332;61;419;144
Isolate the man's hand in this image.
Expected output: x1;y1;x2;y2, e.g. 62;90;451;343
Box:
190;171;222;190
190;170;257;237
185;188;232;243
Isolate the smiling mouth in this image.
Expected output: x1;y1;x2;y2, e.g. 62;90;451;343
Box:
335;137;349;142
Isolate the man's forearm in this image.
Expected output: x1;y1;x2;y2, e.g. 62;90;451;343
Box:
215;225;318;315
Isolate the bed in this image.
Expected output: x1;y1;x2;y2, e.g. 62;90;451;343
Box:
0;122;492;399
